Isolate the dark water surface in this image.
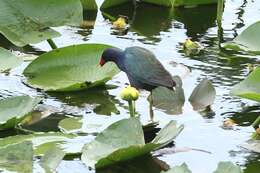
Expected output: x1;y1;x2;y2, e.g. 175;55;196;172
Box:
0;0;260;172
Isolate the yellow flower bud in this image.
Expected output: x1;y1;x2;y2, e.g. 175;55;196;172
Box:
120;86;139;101
256;128;260;135
113;17;127;29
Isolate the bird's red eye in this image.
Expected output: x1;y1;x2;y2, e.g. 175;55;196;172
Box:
99;57;106;66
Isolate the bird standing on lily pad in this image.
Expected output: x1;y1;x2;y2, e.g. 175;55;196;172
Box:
99;47;176;120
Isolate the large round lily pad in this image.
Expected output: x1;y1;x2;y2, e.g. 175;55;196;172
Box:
0;0;83;47
23;44;120;92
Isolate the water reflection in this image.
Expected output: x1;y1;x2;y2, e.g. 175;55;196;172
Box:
97;155;168;173
48;87;121;116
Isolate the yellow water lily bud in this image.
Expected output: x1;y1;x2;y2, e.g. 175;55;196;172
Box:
223;118;237;127
120;86;139;101
113;17;127;29
183;39;200;49
256;128;260;135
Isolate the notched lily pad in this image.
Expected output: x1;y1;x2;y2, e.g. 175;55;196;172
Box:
23;44;120;92
0;0;83;47
189;79;216;111
223;21;260;53
231;67;260;102
0;141;33;173
0;47;23;72
81;118;183;169
150;76;185;115
0;95;41;130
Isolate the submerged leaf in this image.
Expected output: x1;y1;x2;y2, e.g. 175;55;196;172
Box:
241;139;260;153
231;67;260;102
223;21;260;53
82;118;183;169
0;47;22;72
23;44;119;91
0;96;41;130
0;141;33;173
150;76;185;115
161;163;191;173
0;0;83;47
213;162;242;173
189;79;216;111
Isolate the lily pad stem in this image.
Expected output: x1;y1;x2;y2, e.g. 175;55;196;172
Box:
128;100;135;117
252;115;260;129
47;39;58;49
217;0;224;46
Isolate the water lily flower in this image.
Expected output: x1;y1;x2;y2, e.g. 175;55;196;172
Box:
120;86;139;101
113;17;127;29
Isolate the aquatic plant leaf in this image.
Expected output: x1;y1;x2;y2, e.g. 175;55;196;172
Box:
142;0;217;7
0;96;41;130
223;21;260;53
0;0;83;47
0;141;33;173
150;76;185;115
0;132;89;156
189;79;216;111
81;0;97;10
23;44;119;91
81;118;183;168
241;139;260;153
213;161;242;173
161;163;191;173
40;147;65;173
231;67;260;102
101;0;132;9
0;47;22;72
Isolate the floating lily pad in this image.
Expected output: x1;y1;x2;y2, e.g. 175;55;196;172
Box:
150;76;185;115
241;139;260;153
142;0;217;7
81;118;183;169
81;0;98;10
101;0;132;9
0;141;33;173
40;147;65;173
0;0;83;47
0;96;41;130
162;163;191;173
0;132;89;156
213;162;242;173
223;21;260;53
0;47;22;72
23;44;119;92
231;67;260;102
189;79;216;111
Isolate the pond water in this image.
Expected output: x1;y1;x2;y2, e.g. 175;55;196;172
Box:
0;0;260;172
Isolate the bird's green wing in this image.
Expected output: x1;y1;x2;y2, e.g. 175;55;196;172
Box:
124;47;174;88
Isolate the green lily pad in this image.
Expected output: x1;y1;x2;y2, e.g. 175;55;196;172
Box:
0;47;22;72
0;0;83;47
231;67;260;102
40;147;65;173
142;0;217;7
101;0;132;9
162;163;191;173
0;132;88;156
81;0;98;10
81;118;183;169
23;44;120;92
223;21;260;53
150;76;185;115
189;79;216;111
241;139;260;153
0;96;41;130
0;141;33;173
213;162;242;173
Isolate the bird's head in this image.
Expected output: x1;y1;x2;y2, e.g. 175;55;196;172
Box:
99;48;123;67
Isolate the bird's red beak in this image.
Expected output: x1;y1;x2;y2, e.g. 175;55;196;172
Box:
99;57;106;67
